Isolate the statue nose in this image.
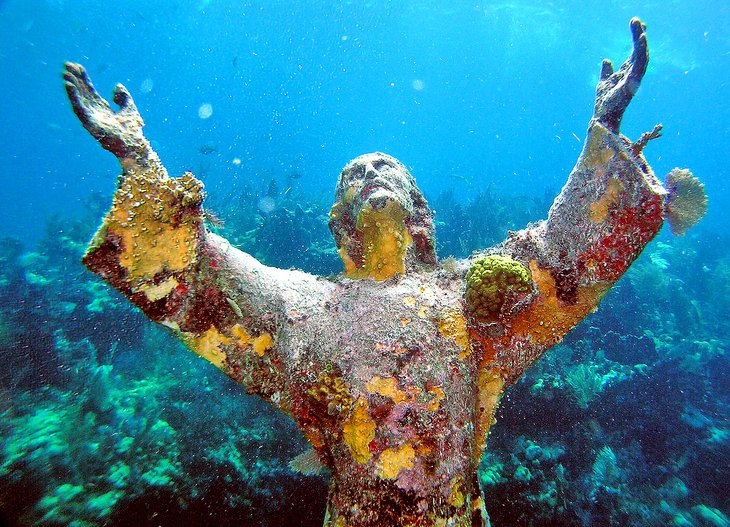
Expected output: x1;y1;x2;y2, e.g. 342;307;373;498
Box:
364;161;377;177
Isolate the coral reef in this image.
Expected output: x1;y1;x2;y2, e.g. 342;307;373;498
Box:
563;363;605;410
0;278;322;526
0;150;725;526
216;179;340;275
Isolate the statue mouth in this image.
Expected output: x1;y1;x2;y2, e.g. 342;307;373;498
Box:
360;179;398;206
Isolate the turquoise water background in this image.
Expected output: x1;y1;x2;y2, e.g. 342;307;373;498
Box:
0;0;727;244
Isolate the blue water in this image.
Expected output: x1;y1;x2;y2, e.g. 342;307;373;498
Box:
0;1;728;526
1;0;728;245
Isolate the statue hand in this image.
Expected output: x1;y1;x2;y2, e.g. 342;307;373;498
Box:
593;17;649;133
63;62;150;164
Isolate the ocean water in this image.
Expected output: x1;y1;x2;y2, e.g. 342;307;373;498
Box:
0;1;727;526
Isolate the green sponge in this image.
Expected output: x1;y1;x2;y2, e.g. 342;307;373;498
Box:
465;255;532;320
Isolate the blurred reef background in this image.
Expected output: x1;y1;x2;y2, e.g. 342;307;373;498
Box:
0;0;728;526
1;179;727;526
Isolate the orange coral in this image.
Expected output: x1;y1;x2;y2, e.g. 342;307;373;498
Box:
589;177;624;223
504;261;609;349
92;170;203;285
376;443;415;480
342;397;376;464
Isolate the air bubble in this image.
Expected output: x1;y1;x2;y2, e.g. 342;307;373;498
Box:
140;78;154;94
198;103;213;119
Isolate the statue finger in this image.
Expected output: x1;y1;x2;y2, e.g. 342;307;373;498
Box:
112;83;139;114
630;17;647;45
64;78;89;125
599;59;614;81
628;18;649;88
63;62;106;108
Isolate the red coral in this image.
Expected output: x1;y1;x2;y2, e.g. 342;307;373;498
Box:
580;195;663;282
179;286;234;333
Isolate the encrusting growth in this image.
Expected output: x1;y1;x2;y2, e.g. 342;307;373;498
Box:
465;256;533;322
63;17;706;527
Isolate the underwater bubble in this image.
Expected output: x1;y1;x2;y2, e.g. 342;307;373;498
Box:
198;103;213;119
140;78;154;93
412;79;425;91
258;196;276;214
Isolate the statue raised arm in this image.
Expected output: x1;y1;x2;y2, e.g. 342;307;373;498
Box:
471;17;665;386
64;18;705;527
64;62;333;416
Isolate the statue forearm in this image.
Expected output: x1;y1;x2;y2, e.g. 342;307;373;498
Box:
82;159;333;411
538;120;665;280
82;163;205;321
468;19;669;384
486;121;664;382
65;62;333;410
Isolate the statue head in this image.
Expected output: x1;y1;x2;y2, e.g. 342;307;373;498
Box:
328;152;437;280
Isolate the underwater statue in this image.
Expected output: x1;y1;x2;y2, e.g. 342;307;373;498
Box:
64;18;706;527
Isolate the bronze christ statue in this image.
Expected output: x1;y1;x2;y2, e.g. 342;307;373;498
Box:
63;18;705;527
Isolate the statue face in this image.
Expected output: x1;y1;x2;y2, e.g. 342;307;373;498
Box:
328;152;437;280
341;154;414;209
